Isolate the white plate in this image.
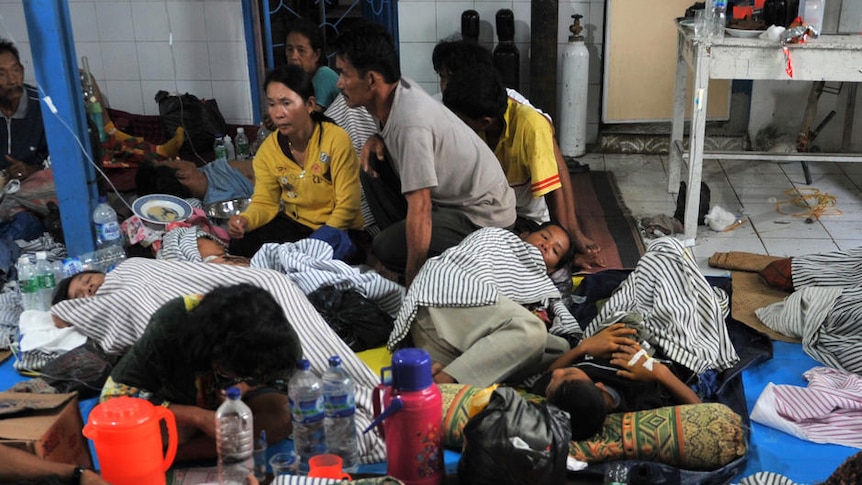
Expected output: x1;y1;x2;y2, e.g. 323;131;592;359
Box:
133;194;193;225
725;27;766;38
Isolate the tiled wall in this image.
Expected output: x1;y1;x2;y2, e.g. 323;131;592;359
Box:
0;0;604;142
397;0;606;143
0;0;251;125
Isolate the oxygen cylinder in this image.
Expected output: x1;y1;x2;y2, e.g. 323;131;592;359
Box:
493;9;520;91
461;10;480;44
558;14;590;158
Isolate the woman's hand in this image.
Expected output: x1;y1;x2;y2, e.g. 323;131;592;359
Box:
228;215;248;239
578;323;638;359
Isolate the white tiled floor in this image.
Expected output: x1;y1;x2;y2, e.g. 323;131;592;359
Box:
588;153;862;275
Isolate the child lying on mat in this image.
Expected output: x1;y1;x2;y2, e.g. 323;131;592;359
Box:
390;223;580;388
529;321;702;440
520;236;736;440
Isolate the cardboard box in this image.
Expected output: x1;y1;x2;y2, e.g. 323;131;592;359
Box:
0;392;93;468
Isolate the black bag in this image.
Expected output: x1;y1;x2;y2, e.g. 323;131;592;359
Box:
307;285;394;352
458;387;572;485
39;340;117;399
155;90;228;158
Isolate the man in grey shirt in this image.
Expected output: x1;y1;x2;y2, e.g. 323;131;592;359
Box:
333;22;516;287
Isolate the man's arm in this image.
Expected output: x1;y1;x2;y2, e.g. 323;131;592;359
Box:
0;443;108;484
611;344;702;405
548;323;638;370
403;188;433;288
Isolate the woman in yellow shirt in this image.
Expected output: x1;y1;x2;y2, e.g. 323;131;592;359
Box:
228;64;363;259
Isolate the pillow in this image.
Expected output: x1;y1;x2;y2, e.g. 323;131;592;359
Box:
569;403;747;470
439;383;747;471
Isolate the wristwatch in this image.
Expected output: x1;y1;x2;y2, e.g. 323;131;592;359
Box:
70;466;86;485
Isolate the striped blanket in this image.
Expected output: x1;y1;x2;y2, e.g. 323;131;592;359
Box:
50;258;387;463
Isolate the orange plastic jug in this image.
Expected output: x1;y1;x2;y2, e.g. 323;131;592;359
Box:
83;397;178;485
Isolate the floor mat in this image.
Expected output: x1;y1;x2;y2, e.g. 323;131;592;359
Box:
571;170;645;271
731;271;800;343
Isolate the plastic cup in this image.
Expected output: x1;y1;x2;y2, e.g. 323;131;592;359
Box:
253;439;267;481
693;10;707;38
308;454;352;480
269;452;299;477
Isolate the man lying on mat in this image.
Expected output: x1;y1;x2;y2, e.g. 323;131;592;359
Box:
389;223;580;388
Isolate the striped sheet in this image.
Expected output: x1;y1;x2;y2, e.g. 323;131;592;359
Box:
250;238;404;317
390;227;576;349
733;471;800;485
791;246;862;289
50;258;386;463
584;237;739;375
324;94;380;234
751;367;862;449
756;287;862;374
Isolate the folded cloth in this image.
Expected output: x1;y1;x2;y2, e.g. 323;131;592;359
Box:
708;251;783;272
18;310;87;354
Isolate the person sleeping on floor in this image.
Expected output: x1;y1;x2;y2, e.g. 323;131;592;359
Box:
48;258;389;462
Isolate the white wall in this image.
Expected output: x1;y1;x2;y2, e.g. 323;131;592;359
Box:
0;0;252;125
397;0;605;144
1;0;605;143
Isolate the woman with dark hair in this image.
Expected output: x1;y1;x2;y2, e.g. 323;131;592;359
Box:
228;63;363;259
284;17;339;110
100;284;302;462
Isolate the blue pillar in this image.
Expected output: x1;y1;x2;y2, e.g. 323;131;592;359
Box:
242;0;262;124
22;0;98;256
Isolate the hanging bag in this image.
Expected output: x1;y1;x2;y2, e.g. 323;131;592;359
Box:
155;91;227;161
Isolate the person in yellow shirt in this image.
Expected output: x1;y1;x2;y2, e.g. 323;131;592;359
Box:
228;64;363;260
439;45;603;270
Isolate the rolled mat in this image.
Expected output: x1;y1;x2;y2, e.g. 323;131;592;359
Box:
709;251;784;272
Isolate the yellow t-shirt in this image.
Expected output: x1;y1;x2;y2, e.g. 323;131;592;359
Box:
242;121;363;232
489;98;561;198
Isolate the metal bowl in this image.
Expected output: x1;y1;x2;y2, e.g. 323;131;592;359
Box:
205;198;251;220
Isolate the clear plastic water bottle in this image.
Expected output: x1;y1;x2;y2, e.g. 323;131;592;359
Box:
289;359;327;473
707;0;728;39
322;355;359;472
235;128;250;160
252;123;270;156
17;256;40;312
224;134;236;160
35;251;56;311
93;196;122;249
214;135;228;163
216;386;254;485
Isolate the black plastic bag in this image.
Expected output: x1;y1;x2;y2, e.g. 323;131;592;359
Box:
458;387;572;485
307;285;394;352
155;90;227;158
39;340;117;399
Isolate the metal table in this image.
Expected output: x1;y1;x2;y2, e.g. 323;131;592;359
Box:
668;26;862;243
